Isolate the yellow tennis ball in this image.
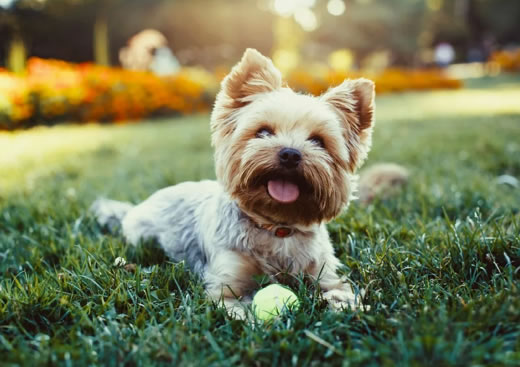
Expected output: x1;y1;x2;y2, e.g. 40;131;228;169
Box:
252;284;300;320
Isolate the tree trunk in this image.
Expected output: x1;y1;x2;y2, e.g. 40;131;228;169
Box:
93;11;110;65
7;34;26;74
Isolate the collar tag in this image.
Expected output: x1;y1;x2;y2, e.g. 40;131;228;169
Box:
274;227;293;238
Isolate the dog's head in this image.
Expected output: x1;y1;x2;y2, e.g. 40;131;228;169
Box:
211;49;375;226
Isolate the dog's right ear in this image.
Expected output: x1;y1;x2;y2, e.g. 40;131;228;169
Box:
211;49;282;142
221;48;282;105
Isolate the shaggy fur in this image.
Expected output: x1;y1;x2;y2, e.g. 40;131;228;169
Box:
90;49;376;319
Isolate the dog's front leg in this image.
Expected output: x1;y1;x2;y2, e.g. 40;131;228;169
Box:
204;250;261;319
311;252;361;311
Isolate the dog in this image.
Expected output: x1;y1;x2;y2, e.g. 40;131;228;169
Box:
357;163;409;205
91;48;376;319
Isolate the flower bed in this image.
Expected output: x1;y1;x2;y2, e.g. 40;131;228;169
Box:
0;58;462;129
489;49;520;72
0;58;217;129
287;67;462;97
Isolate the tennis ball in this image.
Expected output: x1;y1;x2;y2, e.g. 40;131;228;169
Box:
252;284;300;320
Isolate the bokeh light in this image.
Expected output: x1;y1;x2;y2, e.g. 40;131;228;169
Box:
327;0;346;16
0;0;14;8
328;49;353;71
0;0;519;129
294;8;318;32
273;0;316;17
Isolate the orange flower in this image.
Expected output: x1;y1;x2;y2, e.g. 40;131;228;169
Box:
287;67;461;96
490;50;520;72
0;57;462;129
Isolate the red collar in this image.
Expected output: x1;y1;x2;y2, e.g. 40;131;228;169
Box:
274;227;293;238
244;215;295;238
259;225;294;238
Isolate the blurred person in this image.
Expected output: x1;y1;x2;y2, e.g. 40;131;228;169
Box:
467;46;485;63
119;29;179;75
150;47;180;75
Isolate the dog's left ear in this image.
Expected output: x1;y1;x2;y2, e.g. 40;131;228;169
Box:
211;49;282;143
321;78;375;172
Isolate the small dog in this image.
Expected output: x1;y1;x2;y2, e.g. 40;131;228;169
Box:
91;49;375;318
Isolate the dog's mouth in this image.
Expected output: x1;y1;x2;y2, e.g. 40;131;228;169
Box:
253;171;310;204
267;179;300;203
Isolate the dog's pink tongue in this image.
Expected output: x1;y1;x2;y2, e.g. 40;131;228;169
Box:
267;180;299;203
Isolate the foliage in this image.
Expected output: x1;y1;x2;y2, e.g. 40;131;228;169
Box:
3;0;520;70
490;49;520;72
0;78;519;365
287;67;462;96
312;0;427;62
1;57;463;129
0;58;217;129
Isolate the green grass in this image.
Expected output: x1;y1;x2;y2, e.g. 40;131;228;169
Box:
1;77;520;366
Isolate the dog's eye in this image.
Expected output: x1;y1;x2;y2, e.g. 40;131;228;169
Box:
308;135;325;148
256;127;274;138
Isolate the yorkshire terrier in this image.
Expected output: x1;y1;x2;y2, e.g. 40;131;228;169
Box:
91;48;376;319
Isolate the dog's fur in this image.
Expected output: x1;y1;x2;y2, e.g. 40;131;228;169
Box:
91;49;375;318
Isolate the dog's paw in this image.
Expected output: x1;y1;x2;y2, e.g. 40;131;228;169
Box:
222;300;247;320
323;287;364;311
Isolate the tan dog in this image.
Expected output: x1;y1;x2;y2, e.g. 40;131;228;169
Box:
91;49;375;318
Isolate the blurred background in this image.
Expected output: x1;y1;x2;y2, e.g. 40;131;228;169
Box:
0;0;519;127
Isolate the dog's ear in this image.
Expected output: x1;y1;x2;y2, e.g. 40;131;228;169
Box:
211;49;282;143
221;48;282;104
321;78;375;172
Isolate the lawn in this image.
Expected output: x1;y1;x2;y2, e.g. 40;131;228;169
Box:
1;76;520;366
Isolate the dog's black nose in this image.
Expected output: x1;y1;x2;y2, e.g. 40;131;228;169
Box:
278;148;302;169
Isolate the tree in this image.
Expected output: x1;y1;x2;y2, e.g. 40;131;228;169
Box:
1;0;124;67
0;1;27;72
37;0;117;65
310;0;427;65
92;0;111;65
